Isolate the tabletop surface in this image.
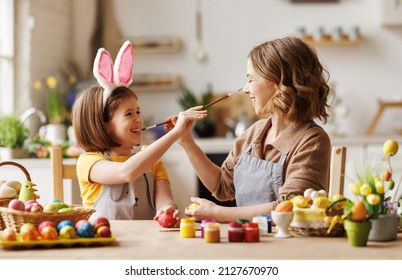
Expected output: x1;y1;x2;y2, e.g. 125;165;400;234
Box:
1;220;402;260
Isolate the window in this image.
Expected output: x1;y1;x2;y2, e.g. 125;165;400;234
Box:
0;0;14;115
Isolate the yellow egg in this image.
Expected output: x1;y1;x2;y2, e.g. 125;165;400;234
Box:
312;197;329;209
383;139;398;156
293;196;309;208
187;202;200;210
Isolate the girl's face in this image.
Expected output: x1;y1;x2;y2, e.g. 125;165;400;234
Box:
107;96;143;150
244;58;277;115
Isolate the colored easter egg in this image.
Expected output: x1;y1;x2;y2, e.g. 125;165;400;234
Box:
59;225;78;239
20;223;39;241
77;221;95;238
92;216;110;230
8;199;25;211
96;226;112;237
38;221;56;234
2;228;17;241
75;219;88;230
40;226;58;240
57;220;74;232
43;203;58;213
58;207;75;213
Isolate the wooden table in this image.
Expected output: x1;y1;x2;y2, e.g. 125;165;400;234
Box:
1;220;402;260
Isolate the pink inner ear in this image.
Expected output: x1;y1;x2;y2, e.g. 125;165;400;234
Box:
99;51;114;83
117;46;133;84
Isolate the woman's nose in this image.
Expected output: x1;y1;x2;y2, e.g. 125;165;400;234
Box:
243;85;250;95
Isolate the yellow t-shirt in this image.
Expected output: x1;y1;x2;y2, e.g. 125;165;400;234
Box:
76;152;169;207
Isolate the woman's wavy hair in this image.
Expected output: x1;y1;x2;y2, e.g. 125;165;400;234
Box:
248;36;330;123
72;86;137;152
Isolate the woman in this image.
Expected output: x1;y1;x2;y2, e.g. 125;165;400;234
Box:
167;36;331;222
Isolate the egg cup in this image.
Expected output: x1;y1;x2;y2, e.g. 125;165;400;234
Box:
271;211;294;238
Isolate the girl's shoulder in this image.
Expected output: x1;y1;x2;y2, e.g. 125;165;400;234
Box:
77;152;107;165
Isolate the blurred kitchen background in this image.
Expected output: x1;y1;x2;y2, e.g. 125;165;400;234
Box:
1;0;402;209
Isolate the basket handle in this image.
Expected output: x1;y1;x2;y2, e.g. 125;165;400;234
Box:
0;161;32;182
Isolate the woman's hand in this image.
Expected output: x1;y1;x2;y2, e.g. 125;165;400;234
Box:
164;106;206;134
153;205;180;228
184;197;219;222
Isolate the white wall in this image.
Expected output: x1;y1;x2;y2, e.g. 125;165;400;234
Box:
104;0;402;136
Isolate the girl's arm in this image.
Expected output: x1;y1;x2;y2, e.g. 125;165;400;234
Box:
153;179;180;227
90;110;206;185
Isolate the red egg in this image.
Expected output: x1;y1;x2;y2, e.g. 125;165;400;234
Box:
92;216;110;230
97;225;112;237
157;211;177;228
24;199;37;211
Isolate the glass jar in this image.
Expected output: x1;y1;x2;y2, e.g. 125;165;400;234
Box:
228;221;244;242
180;217;196;238
244;222;260;242
201;218;216;238
204;222;220;243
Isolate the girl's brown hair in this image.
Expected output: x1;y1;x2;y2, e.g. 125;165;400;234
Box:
248;36;330;123
72;86;137;152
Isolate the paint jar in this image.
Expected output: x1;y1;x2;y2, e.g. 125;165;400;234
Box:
236;218;249;224
180;217;196;238
228;221;244;242
257;214;272;234
204;222;220;243
201;218;216;238
252;216;268;236
244;222;260;242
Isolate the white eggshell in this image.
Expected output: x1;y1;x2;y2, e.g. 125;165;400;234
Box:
2;181;22;192
0;180;6;186
304;188;314;198
0;185;18;198
318;189;327;197
310;190;321;200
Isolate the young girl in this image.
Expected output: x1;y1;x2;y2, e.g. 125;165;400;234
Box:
167;36;331;222
72;41;206;225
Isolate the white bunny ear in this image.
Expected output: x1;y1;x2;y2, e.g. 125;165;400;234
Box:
114;40;134;87
93;48;116;106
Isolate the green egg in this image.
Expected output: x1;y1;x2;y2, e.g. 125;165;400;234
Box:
58;207;75;213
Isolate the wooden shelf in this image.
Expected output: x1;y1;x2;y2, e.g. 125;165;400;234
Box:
117;36;182;54
303;35;363;46
130;74;181;92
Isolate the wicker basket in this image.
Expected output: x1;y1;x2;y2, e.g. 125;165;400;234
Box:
0;161;33;230
0;206;95;232
290;206;346;237
0;161;95;232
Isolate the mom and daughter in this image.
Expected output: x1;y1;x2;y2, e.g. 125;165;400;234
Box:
72;36;331;226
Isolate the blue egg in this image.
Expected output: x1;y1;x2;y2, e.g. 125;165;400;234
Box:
57;220;74;232
77;222;95;238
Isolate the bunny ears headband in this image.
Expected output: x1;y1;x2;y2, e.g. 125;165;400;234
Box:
93;40;134;107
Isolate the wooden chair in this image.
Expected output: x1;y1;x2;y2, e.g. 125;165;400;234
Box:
50;146;78;202
328;146;347;197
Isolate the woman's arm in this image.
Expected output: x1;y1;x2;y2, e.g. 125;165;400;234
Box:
185;197;276;222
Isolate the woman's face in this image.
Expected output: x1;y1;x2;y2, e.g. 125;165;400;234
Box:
107;96;143;149
244;58;277;115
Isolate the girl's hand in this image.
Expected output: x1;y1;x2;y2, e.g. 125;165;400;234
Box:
153;206;180;228
184;197;219;222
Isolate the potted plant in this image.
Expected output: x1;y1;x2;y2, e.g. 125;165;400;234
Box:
177;84;215;138
0;116;29;159
342;139;400;245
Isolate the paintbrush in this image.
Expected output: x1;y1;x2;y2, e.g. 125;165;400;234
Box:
141;88;243;131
